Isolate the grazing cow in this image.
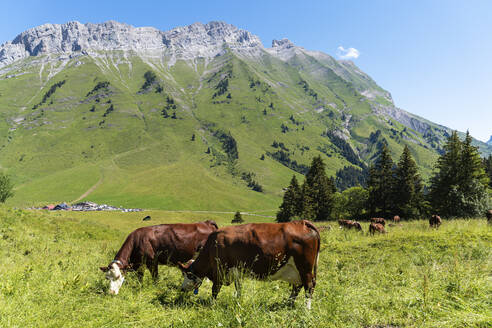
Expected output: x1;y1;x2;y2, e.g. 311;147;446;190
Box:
100;220;218;295
370;218;386;226
393;215;400;223
338;219;362;231
429;215;442;228
486;210;492;223
369;222;386;235
178;220;320;309
317;225;332;232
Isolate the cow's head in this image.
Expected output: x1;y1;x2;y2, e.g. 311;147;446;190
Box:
178;260;202;293
100;260;125;295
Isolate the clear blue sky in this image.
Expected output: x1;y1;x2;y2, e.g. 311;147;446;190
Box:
1;0;491;141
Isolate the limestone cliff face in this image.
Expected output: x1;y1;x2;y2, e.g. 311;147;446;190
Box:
0;21;263;68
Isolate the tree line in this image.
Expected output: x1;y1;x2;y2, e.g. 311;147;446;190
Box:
277;131;490;222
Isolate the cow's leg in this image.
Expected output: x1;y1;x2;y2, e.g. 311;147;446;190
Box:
211;281;222;299
299;271;315;310
132;263;144;283
146;259;158;283
288;285;302;305
143;246;157;283
294;256;316;310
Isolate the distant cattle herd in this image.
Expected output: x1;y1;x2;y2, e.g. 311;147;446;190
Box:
100;210;492;308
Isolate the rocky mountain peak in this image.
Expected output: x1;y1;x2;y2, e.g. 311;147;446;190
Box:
0;20;264;69
266;38;305;61
487;135;492;145
271;38;295;49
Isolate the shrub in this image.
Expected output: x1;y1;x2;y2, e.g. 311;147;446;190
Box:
232;211;244;223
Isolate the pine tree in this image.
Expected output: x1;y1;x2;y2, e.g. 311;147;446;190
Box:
366;144;394;217
300;183;315;220
429;131;490;217
429;131;462;214
483;155;492;188
460;132;489;188
232;211;244;223
276;175;302;222
366;165;378;215
301;156;334;221
392;145;424;219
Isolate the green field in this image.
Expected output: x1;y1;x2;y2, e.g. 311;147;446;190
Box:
0;206;490;327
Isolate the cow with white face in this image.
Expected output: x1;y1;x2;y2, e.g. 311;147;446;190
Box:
99;221;218;295
101;260;125;295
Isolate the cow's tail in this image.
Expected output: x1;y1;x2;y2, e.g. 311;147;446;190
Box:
303;220;320;285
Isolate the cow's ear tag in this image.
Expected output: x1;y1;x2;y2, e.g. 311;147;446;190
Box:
193;288;199;295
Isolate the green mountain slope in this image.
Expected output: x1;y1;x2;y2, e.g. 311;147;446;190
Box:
0;21;490;209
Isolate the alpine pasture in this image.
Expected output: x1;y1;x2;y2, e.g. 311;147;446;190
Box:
0;207;490;327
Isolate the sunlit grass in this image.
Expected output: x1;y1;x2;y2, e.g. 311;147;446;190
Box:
0;207;490;327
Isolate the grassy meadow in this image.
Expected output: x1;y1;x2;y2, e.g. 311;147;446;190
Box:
0;207;490;327
0;50;450;211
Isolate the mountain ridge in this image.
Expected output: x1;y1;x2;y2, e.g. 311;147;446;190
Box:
0;20;487;147
0;20;263;69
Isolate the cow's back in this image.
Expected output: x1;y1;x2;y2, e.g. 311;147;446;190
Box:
132;222;216;265
203;221;319;278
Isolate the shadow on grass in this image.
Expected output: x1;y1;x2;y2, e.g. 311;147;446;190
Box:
266;300;296;311
153;291;214;308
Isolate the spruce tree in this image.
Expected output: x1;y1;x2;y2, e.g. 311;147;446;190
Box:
460;132;489;188
483;155;492;188
366;144;394;217
429;131;490;217
429;131;462;214
232;211;244;223
290;175;303;217
301;156;334;221
276;175;302;222
392;145;424;219
366;165;379;215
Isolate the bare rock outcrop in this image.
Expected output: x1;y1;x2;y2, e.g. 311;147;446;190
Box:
0;21;263;68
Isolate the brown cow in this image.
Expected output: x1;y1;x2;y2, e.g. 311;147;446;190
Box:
429;215;442;228
370;218;386;226
486;210;492;223
317;225;332;232
369;222;386;235
100;220;218;294
393;215;400;223
178;220;320;309
338;219;362;231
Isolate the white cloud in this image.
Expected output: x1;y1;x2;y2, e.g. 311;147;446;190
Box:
337;46;360;60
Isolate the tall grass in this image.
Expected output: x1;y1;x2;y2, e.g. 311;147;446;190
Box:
0;207;490;327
